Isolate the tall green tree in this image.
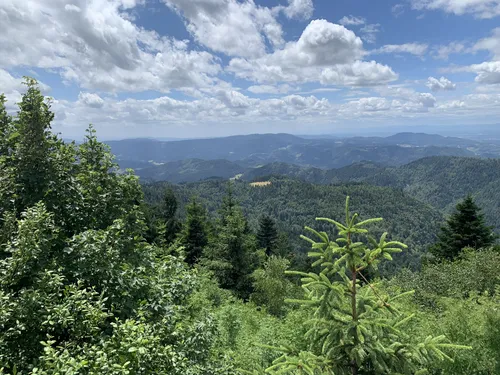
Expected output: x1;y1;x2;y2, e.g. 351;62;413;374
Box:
11;78;57;212
257;215;279;256
265;197;469;374
162;187;181;244
203;188;258;299
180;197;210;266
430;195;496;260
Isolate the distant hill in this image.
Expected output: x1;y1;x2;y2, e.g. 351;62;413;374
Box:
365;156;500;230
135;159;243;183
109;132;500;171
384;132;472;147
241;161;384;184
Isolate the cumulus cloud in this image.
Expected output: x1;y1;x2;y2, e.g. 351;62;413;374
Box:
52;89;333;134
466;61;500;84
78;92;105;108
0;0;221;93
228;19;397;86
426;76;456;91
371;43;429;57
163;0;284;58
411;0;500;19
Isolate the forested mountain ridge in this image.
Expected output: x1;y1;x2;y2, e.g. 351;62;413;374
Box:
143;178;445;272
136;158;243;183
109;132;500;171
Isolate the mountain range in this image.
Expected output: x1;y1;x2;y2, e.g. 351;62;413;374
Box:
109;132;500;175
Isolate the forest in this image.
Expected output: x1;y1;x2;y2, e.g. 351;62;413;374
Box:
0;80;499;374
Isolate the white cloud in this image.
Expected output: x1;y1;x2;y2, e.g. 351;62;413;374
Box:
426;76;456;91
433;42;466;60
411;0;500;19
52;90;333;134
0;0;221;93
338;15;366;26
228;19;397;86
360;24;380;44
466;61;500;84
282;0;314;20
371;43;429;57
437;100;466;110
78;92;105;108
373;85;436;112
162;0;284;58
337;15;379;44
340;97;391;113
473;27;500;60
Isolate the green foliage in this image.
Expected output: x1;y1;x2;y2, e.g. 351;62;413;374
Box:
0;80;233;374
257;215;279;256
162;187;181;245
143;179;444;273
251;256;301;317
430;195;496;260
390;248;500;374
181;197;210;266
265;197;468;374
202;185;259;299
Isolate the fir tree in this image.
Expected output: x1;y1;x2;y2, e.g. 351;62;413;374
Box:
180;197;209;266
202;188;258;299
257;215;279;256
265;196;469;374
162;187;181;245
431;195;496;260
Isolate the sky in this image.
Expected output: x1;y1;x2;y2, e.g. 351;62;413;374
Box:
1;0;500;139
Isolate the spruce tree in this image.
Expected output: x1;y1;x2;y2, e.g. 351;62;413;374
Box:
162;187;181;245
257;215;279;256
180;197;209;266
431;195;496;260
202;187;258;299
265;196;469;374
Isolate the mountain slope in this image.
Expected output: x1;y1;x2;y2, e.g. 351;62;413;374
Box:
143;178;444;272
135;159;244;183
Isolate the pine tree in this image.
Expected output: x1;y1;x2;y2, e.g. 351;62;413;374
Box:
265;196;469;374
257;215;279;256
181;197;209;266
431;194;496;260
202;188;258;299
162;187;181;245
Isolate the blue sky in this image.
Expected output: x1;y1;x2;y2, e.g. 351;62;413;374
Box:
1;0;500;139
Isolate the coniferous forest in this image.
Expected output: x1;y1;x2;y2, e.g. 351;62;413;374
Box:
1;80;500;374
